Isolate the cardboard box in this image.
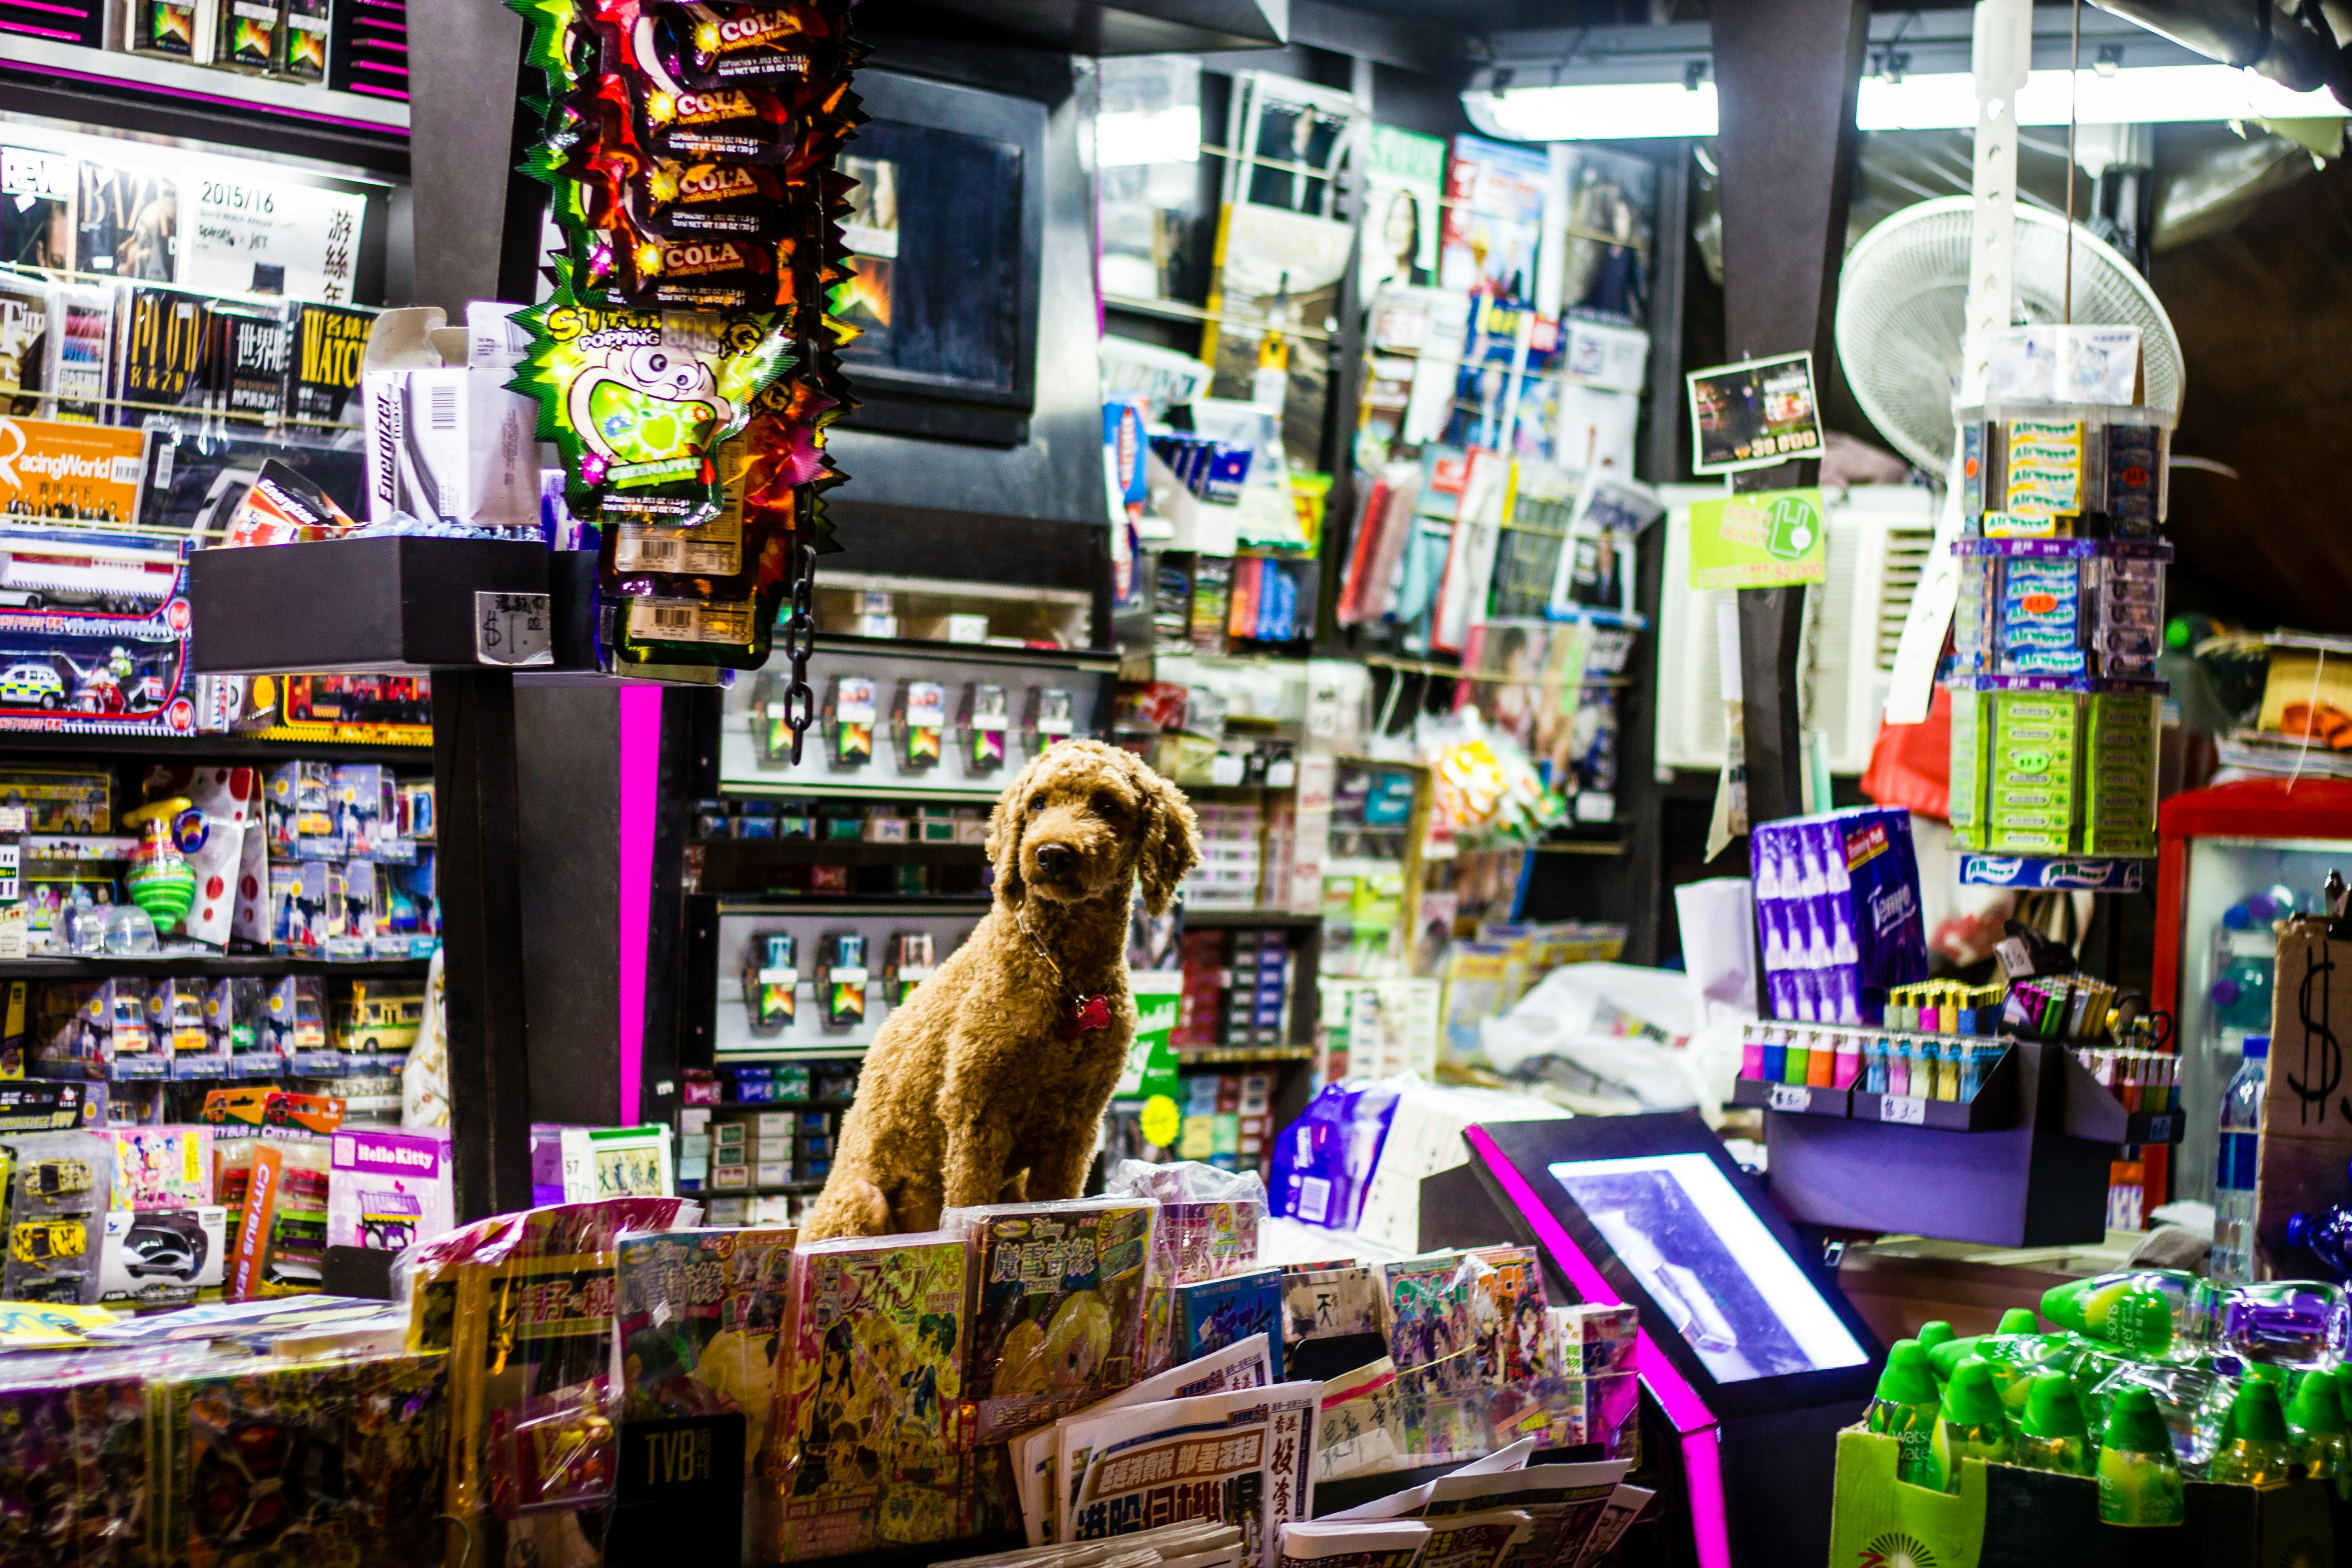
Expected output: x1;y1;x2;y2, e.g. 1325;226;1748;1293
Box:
360;306;537;530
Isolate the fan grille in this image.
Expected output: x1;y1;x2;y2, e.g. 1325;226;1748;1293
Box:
1834;195;2184;472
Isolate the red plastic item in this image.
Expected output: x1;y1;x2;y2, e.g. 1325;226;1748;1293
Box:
1859;685;1953;819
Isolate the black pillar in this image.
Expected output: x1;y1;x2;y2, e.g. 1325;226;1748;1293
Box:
1712;0;1870;827
435;669;535;1219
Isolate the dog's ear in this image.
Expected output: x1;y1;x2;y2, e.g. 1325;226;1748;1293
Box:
1131;759;1201;917
986;750;1051;905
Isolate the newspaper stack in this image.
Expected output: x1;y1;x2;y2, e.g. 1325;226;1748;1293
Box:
1294;1442;1654;1568
937;1520;1246;1568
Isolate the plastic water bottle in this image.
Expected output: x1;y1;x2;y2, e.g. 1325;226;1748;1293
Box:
2214;1035;2270;1284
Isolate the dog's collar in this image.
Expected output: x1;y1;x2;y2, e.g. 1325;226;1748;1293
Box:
1014;907;1115;1042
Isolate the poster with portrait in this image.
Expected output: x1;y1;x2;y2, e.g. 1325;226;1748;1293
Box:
0;146;75;272
1551;145;1656;327
1359;125;1444;301
76;161;176;281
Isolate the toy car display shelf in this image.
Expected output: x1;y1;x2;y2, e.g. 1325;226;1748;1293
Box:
1742;1016;2183;1247
1944;400;2176;892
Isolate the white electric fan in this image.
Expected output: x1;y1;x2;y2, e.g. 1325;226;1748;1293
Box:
1834;194;2186;471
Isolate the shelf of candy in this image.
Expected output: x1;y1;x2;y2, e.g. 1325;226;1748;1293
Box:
1752;807;1929;1027
506;0;864;673
1841;1268;2352;1544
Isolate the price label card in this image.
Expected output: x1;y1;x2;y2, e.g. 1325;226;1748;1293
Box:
1767;1084;1809;1113
2145;1114;2177;1143
475;592;554;667
1883;1095;1926;1126
754;967;797;986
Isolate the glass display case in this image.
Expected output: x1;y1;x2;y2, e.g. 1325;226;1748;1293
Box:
2154;779;2352;1207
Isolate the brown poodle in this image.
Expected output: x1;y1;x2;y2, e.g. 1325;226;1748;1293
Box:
801;740;1201;1239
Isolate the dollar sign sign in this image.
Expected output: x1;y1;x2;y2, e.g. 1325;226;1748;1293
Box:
2295;955;2345;1126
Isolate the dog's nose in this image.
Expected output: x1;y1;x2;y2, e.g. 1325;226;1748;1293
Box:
1034;843;1074;876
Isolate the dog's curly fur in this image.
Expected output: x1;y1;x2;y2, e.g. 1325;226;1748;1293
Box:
801;740;1202;1240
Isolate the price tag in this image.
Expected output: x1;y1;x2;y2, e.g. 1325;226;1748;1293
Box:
1767;1084;1808;1113
1209;754;1245;786
827;966;869;987
475;592;554;667
2145;1114;2176;1142
755;967;797;986
1883;1095;1927;1126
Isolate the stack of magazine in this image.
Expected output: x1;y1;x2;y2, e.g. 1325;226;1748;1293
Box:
1282;1436;1652;1568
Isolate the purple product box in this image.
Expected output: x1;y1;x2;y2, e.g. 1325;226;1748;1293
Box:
1270;1078;1400;1230
328;1126;456;1250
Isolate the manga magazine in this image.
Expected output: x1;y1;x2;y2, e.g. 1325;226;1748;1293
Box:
955;1198;1154;1443
1172;1268;1284;1379
617;1225;794;1459
769;1232;970;1559
1463;1246;1546;1388
1377;1253;1475;1395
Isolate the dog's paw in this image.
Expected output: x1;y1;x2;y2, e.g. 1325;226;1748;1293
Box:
804;1174;893;1239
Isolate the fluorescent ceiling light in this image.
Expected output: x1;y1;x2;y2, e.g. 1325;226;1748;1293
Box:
1466;64;2345;142
1096;107;1201;167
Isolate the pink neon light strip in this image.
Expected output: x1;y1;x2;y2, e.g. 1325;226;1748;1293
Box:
0;18;80;37
616;686;661;1126
0;4;96;22
1463;1125;1732;1568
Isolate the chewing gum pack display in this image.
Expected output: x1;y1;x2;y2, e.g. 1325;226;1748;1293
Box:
1956;402;2174;539
1948;687;1990;852
2083;691;2160;856
1988;691;2082;856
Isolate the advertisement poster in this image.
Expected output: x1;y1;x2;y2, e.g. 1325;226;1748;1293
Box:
75;162;176;281
1439;134;1548;306
0;416;147;523
1686;352;1825;473
1686;488;1828;591
1552;145;1656;326
177;171;365;303
1360;125;1445;299
0;146;74;271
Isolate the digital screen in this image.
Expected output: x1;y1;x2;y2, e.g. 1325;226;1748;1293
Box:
1549;1153;1868;1384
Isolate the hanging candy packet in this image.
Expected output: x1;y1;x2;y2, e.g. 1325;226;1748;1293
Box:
512;263;795;524
648;0;845;89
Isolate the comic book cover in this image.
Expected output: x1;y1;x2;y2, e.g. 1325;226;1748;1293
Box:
1155;1198;1261;1284
1281;1264;1382;1348
1377;1252;1474;1395
1464;1245;1546;1388
769;1232;970;1559
961;1199;1154;1443
616;1225;794;1461
1172;1268;1284;1378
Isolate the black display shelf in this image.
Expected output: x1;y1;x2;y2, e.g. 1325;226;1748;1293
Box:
698;841;989;867
2058;1049;2187;1145
810;632;1120;673
696;1098;858;1111
1181;907;1323;929
0;954;432;980
1174;1044;1313;1065
191;538;552;676
1731;1078;1849;1118
0;730;432;766
712;897;994;915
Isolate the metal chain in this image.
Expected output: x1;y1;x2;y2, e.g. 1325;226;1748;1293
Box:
779;526;817;763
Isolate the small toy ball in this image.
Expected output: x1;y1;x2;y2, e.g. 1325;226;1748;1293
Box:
122;797;197;927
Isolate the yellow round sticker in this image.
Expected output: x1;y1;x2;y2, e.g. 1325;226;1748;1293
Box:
1140;1094;1180;1149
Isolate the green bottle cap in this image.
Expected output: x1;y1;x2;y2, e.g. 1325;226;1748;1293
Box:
2102;1386;2174;1455
2244;1362;2290;1389
1916;1321;1957;1354
1940;1357;2008;1428
2289;1371;2347;1436
1998;1308;2041;1334
1928;1334;1986;1381
2231;1379;2291;1445
2019;1371;2087;1440
1875;1339;1938;1406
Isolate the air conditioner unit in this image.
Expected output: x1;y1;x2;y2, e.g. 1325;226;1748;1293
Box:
1655;483;1939;777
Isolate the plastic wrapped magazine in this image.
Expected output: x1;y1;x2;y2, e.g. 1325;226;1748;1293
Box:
1313;1358;1407;1482
765;1230;971;1560
1013;1332;1274;1548
1377;1252;1477;1395
1057;1379;1322;1566
1462;1246;1546;1388
1170;1269;1284;1379
946;1197;1156;1443
1281;1265;1383;1347
616;1225;794;1461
